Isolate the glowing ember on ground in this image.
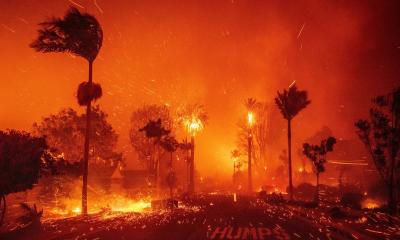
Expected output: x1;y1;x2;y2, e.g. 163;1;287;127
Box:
362;199;381;209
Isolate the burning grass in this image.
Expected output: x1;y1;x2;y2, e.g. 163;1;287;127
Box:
45;195;151;219
362;198;382;210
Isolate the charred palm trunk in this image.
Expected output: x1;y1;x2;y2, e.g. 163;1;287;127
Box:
389;157;396;215
156;157;160;198
189;136;195;194
0;195;6;227
288;119;293;201
82;60;93;215
388;109;398;215
316;173;320;204
248;130;252;192
170;152;173;199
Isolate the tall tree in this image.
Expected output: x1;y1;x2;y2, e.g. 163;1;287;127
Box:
139;118;171;196
177;103;208;194
236;100;270;178
130;104;173;174
303;137;336;203
355;87;400;214
31;7;103;215
275;84;311;200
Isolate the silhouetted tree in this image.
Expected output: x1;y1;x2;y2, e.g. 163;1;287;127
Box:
140;118;171;196
303;137;336;203
31;7;103;215
159;135;179;199
275;84;311;200
130;105;173;174
160;135;179;166
355;87;400;214
0;130;50;226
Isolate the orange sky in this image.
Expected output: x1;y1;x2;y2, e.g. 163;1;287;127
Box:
0;0;399;177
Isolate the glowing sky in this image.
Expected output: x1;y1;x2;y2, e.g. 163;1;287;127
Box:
0;0;399;176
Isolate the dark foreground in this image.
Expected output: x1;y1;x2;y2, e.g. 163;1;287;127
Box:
1;194;399;240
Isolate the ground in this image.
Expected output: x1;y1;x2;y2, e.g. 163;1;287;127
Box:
1;194;399;240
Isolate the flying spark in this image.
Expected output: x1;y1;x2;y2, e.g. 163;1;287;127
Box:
94;0;104;13
296;23;306;39
68;0;85;9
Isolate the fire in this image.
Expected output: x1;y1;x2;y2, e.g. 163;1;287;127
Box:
298;167;304;173
185;118;203;136
268;186;287;195
247;112;254;127
72;207;81;214
48;195;151;218
362;198;381;209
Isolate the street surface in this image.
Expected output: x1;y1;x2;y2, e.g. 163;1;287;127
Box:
1;194;397;239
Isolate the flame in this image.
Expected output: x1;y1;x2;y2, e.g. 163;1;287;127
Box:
298;167;304;173
185;118;203;136
247;112;254;127
362;198;381;209
48;195;151;218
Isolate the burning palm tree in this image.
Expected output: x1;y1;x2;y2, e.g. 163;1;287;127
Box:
275;84;310;200
244;98;258;192
177;103;208;194
30;7;103;215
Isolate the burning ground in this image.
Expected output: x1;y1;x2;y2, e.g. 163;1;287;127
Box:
2;193;400;240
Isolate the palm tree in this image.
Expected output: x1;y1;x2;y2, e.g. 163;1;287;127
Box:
30;7;103;215
275;84;310;200
177;103;208;194
244;98;258;192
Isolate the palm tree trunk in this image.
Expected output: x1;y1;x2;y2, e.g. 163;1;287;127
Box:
189;136;195;194
288;119;293;201
248;131;252;192
170;152;173;199
316;173;320;204
388;110;397;215
156;157;160;198
0;194;6;227
82;60;93;215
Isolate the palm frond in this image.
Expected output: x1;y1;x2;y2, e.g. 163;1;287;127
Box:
77;82;102;106
30;7;103;62
275;84;311;120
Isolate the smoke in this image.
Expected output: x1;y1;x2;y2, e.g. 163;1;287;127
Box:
0;0;399;179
